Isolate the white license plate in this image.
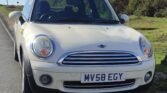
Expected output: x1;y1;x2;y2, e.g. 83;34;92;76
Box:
81;73;125;83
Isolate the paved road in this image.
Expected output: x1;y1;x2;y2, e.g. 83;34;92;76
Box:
0;19;21;93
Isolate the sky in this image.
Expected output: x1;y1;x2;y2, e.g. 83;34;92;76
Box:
0;0;24;5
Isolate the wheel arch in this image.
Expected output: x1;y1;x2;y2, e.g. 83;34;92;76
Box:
19;44;59;93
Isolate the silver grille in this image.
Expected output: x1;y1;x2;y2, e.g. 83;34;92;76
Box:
60;51;140;65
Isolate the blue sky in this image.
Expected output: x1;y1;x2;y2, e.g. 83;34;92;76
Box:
0;0;24;5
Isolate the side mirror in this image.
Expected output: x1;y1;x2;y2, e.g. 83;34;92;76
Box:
9;11;22;21
119;14;129;24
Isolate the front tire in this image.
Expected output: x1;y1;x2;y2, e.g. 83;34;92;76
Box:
21;56;32;93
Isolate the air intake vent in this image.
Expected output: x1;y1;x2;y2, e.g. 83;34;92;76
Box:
64;79;135;89
60;51;140;65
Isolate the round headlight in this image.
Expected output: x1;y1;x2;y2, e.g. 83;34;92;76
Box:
139;37;153;58
32;35;54;58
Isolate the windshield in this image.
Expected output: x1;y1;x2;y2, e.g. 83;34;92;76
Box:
31;0;120;24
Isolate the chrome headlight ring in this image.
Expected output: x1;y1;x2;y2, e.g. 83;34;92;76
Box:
32;35;54;58
139;37;153;59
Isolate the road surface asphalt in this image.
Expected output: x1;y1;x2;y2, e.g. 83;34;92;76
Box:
0;19;21;93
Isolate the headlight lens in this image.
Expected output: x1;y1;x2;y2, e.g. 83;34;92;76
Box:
139;37;153;58
32;36;54;58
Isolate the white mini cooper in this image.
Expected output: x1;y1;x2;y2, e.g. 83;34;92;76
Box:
9;0;155;93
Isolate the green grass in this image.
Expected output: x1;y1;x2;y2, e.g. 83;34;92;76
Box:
127;16;167;72
127;16;167;92
0;5;22;16
0;6;10;16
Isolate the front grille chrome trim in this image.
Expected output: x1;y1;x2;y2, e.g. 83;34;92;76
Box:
65;57;137;60
70;54;132;57
58;51;142;66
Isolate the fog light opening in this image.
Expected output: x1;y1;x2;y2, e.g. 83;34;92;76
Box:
40;74;52;85
144;71;152;82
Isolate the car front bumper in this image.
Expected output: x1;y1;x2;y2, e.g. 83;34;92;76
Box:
30;59;155;93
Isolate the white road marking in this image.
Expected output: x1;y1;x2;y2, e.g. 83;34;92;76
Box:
0;18;14;41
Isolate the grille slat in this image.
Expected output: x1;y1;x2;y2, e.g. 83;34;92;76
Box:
63;60;139;63
70;54;132;57
64;79;135;89
66;57;137;60
61;52;140;65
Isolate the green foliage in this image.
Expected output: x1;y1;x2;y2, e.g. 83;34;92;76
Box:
110;0;167;17
109;0;129;14
127;0;139;14
0;6;22;16
154;8;167;17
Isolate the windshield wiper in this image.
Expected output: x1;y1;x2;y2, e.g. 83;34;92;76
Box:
54;19;120;24
52;18;93;23
35;17;120;24
93;19;120;24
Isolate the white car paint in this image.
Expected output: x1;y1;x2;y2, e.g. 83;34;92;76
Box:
24;23;148;60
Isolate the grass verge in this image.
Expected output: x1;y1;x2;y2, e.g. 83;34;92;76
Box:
127;16;167;92
127;16;167;72
0;5;22;16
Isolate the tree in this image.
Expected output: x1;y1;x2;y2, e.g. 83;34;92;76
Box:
109;0;167;17
109;0;129;14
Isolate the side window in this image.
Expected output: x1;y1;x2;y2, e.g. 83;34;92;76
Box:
22;0;34;20
94;0;113;19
